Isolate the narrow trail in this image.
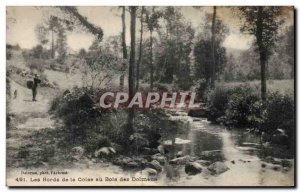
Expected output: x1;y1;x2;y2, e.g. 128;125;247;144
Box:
7;79;57;167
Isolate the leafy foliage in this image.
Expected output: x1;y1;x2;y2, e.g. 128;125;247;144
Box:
207;85;294;139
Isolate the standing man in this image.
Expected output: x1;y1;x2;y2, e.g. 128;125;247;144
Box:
32;74;41;101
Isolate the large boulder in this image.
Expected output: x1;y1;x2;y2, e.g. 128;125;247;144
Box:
185;162;203;175
208;162;229;175
94;147;116;158
151;153;166;164
71;146;85;161
148;160;162;171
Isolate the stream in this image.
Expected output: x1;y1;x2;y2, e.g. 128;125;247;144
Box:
7;108;294;187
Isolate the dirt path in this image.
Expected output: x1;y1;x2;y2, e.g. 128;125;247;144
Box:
7;78;57;168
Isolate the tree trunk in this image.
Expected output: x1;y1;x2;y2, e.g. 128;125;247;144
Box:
260;52;267;101
211;6;216;88
136;6;144;90
51;29;54;59
120;6;128;89
150;29;154;89
256;7;267;101
127;6;137;138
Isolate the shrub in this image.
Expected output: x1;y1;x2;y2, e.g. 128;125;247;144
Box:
206;86;295;148
263;92;294;136
206;87;231;123
224;86;264;128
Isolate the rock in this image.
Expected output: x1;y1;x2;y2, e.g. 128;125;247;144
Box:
112;156;132;166
272;165;281;171
157;145;165;154
188;108;207;118
208;162;229;175
163;140;173;146
175;138;191;144
148;160;162;171
151;153;166;164
71;146;84;161
113;156;146;169
195;160;211;166
94;147;116;158
176;151;184;157
170;156;196;165
126;161;139;169
200;150;223;161
142;168;157;176
185;162;203;175
231;160;235;164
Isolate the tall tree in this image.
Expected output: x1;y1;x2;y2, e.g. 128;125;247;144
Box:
127;6;137;139
136;6;144;90
211;6;217;88
145;7;161;89
48;16;59;59
56;23;67;64
120;6;128;89
239;6;283;101
35;24;49;48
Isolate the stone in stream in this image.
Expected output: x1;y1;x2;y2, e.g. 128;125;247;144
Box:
112;156;132;166
208;162;229;175
170;155;197;165
174;138;191;144
272;165;281;171
126;161;140;169
195;160;211;166
94;147;116;158
185;162;203;175
151;153;166;164
176;151;184;157
148;160;162;171
142;168;157;176
200;150;223;161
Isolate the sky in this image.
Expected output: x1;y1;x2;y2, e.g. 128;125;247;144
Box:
6;6;293;51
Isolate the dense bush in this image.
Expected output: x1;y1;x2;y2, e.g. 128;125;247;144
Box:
206;86;294;146
50;87;181;156
263;93;294;149
206;87;231;124
224;86;264;128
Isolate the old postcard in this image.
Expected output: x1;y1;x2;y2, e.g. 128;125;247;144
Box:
6;6;295;187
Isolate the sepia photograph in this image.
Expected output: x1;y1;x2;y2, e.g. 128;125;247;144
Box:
6;6;295;187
